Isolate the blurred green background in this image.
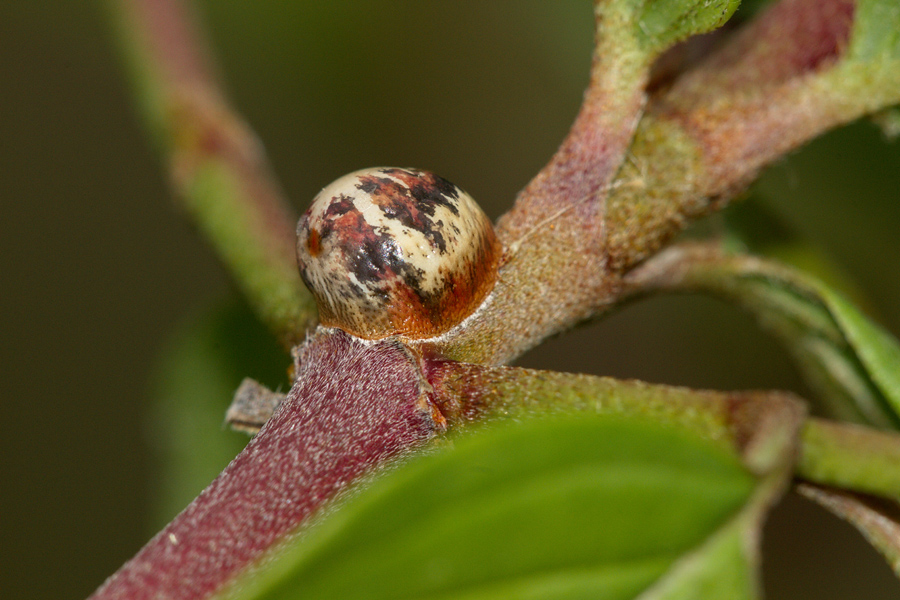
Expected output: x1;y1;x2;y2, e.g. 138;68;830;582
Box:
2;2;899;599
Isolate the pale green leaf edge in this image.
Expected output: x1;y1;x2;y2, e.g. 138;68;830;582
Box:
814;285;900;421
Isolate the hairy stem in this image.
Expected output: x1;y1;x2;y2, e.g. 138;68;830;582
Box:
606;0;900;273
799;418;900;500
425;360;807;478
89;331;440;599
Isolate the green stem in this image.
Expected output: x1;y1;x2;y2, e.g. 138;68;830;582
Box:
428;361;807;477
798;418;900;501
107;0;314;348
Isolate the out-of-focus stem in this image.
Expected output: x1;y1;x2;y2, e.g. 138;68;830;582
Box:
799;418;900;501
108;0;314;348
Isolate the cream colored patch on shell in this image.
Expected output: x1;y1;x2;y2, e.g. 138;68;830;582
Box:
360;173;478;295
297;167;500;339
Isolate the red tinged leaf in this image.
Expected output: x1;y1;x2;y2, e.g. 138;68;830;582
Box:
652;0;857;195
89;330;442;600
602;0;899;277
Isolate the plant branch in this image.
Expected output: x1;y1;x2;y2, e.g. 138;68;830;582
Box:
427;359;900;502
425;359;806;477
433;0;900;366
432;0;741;365
799;419;900;500
95;2;900;598
89;331;440;599
108;0;314;348
431;0;655;365
604;0;900;272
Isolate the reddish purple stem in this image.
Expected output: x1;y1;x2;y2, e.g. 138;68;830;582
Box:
89;331;440;599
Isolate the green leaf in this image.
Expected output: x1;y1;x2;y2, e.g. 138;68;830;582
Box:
148;298;289;530
635;512;755;600
226;415;757;600
820;289;900;409
798;484;900;578
703;262;900;427
848;0;900;61
671;204;900;428
636;0;740;53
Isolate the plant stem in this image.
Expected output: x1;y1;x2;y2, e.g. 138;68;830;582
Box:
605;0;900;274
107;0;314;348
89;331;440;600
425;360;807;478
798;418;900;501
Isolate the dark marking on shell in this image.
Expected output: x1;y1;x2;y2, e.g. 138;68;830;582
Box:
357;172;451;254
297;167;501;339
325;194;356;217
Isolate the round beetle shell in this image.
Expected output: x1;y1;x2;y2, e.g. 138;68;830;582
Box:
297;167;501;340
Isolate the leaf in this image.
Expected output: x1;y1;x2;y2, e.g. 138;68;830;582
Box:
725;228;900;428
820;289;900;417
646;202;900;429
702;257;900;428
635;508;756;600
636;0;740;54
847;0;900;61
423;362;806;599
798;483;900;578
148;299;289;529
226;415;764;600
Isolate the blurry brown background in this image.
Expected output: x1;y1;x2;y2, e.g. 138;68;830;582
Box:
2;2;900;599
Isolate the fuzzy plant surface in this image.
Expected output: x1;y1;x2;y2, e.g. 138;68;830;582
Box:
92;0;900;599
